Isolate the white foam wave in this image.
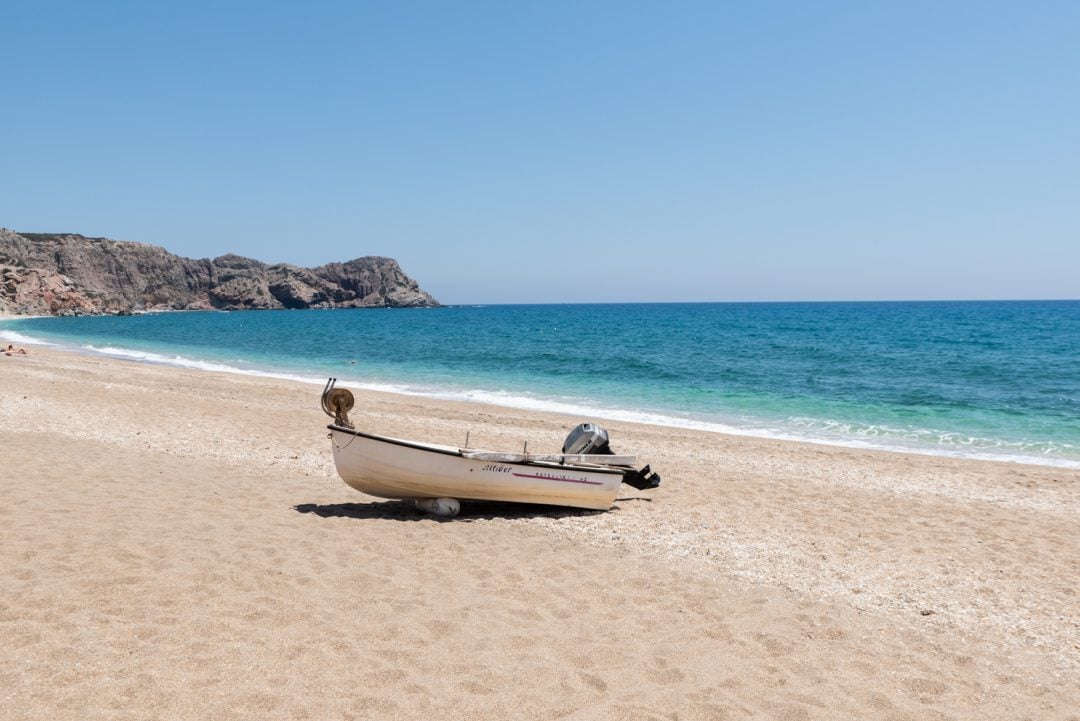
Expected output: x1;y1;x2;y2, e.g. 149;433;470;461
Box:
77;344;334;386
363;387;1080;469
0;329;57;346
83;344;251;373
776;416;1080;468
10;331;1078;470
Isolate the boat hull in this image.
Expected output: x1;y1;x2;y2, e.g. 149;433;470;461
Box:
329;427;624;510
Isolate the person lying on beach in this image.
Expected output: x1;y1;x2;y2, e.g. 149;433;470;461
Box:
4;344;28;356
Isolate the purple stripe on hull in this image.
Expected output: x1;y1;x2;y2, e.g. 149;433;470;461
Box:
512;472;605;486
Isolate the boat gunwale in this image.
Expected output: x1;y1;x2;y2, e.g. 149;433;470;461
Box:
327;424;628;476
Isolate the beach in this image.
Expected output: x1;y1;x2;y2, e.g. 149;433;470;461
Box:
2;347;1078;720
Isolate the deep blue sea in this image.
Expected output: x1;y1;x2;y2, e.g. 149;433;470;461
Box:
3;301;1078;468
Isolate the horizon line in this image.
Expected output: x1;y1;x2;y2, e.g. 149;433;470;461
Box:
436;298;1080;307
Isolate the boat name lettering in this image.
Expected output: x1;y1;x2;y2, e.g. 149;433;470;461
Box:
481;464;514;473
534;472;576;482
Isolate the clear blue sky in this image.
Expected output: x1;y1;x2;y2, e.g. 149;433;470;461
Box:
3;1;1077;303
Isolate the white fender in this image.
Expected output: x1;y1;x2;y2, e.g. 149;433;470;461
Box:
415;497;461;517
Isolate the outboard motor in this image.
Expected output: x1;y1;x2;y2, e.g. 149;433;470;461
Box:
563;423;661;491
562;423;613;455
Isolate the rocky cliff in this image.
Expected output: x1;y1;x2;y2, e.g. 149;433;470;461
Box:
0;228;439;315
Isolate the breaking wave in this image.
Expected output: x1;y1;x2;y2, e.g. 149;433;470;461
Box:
4;301;1078;470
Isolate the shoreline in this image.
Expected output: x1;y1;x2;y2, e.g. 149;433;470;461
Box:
3;320;1076;471
3;345;1079;717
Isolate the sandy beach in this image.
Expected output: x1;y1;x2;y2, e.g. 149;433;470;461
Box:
1;347;1077;720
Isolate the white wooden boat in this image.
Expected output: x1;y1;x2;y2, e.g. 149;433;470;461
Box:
321;379;660;515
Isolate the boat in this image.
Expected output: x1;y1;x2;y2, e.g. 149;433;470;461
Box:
321;378;660;516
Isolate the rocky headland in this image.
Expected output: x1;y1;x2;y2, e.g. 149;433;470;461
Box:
0;228;438;315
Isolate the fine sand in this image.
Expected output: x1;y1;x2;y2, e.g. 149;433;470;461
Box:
2;347;1078;720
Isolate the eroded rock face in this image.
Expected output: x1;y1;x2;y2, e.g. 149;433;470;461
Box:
0;265;99;316
0;229;439;315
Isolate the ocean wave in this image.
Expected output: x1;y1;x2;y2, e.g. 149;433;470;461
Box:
6;326;1078;470
0;329;57;346
70;344;463;400
82;344;258;373
783;416;1080;468
374;387;1080;469
75;344;336;386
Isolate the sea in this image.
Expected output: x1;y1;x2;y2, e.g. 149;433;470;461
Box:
3;301;1078;469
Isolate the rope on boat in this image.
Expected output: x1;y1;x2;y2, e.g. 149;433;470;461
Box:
320;377;356;429
329;431;360;451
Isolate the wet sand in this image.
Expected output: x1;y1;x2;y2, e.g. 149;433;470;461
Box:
2;348;1078;720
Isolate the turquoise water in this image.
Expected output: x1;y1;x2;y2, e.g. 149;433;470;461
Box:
3;301;1078;467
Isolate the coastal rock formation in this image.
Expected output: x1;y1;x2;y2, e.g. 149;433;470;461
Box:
0;228;438;315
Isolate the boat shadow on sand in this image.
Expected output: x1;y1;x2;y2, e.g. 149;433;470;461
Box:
293;497;652;523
